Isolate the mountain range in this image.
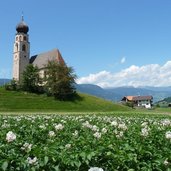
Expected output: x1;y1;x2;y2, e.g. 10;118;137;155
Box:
0;79;11;86
75;84;171;103
1;79;171;103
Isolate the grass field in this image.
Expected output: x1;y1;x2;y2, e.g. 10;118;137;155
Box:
0;87;171;115
0;87;130;112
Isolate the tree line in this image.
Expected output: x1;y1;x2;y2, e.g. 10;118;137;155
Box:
6;61;77;101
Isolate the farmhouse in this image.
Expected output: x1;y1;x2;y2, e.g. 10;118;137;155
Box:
121;95;153;108
13;16;65;81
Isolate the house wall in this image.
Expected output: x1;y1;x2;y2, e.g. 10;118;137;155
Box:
137;99;151;108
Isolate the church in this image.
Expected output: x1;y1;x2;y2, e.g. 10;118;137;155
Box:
13;16;65;81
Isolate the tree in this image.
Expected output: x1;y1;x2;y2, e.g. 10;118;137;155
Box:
45;61;77;100
21;64;42;93
5;79;19;91
125;101;134;108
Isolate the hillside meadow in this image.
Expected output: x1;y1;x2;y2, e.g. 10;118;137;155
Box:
0;87;130;113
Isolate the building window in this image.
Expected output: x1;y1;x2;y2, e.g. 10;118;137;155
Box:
15;43;18;52
24;36;27;41
22;44;26;51
16;36;18;41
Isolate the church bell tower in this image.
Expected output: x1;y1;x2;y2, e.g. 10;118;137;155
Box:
13;16;30;81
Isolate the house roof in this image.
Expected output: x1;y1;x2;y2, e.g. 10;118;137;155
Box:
123;95;153;101
125;96;134;101
30;48;65;69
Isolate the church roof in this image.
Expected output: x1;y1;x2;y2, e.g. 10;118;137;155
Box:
30;49;65;69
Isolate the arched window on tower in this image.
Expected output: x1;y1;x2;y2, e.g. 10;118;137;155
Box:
15;43;18;52
24;36;27;41
22;44;26;52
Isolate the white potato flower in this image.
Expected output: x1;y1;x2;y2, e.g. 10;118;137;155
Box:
118;123;127;131
161;119;171;126
164;158;169;165
27;157;38;165
111;120;118;126
54;123;64;131
88;167;104;171
141;122;148;127
21;142;32;152
165;131;171;139
93;132;101;139
141;128;149;137
48;131;55;137
39;125;46;129
82;121;92;129
6;131;16;142
101;128;107;134
65;144;71;149
92;125;99;132
72;130;78;137
116;131;124;138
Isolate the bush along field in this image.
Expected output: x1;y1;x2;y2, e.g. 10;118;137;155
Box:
1;114;171;171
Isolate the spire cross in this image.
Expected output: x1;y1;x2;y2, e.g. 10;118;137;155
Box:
21;11;24;21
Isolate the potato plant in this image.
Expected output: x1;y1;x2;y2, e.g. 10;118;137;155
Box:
1;114;171;171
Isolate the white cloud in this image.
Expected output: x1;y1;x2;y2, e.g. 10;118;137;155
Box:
120;56;126;64
76;61;171;88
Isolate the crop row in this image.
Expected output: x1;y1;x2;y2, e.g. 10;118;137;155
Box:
1;114;171;171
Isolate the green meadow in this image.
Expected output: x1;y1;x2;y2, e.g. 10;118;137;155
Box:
0;87;130;113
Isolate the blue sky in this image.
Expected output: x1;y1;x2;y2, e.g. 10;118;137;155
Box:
1;0;171;87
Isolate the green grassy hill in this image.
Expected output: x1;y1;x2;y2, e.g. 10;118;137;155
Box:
0;87;129;112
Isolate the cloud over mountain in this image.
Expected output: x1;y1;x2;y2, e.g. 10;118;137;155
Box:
77;61;171;88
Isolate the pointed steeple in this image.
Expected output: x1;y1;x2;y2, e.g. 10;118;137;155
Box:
16;13;29;34
21;12;24;21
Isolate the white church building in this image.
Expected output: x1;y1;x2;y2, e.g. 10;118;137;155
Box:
13;16;65;81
